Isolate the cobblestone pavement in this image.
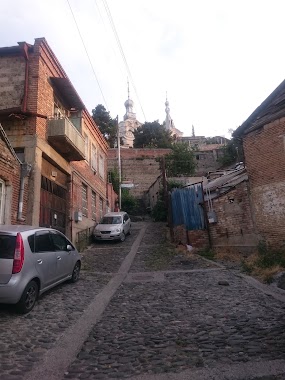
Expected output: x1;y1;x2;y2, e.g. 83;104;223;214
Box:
1;221;285;380
0;223;141;380
0;272;111;380
63;222;285;380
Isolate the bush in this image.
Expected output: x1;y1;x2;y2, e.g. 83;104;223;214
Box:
256;241;285;268
121;189;138;214
197;248;215;260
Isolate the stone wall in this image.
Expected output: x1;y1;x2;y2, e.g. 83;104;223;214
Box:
108;148;172;199
0;55;25;110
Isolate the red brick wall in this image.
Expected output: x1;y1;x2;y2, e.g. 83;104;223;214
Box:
172;224;209;249
206;181;258;249
0;139;22;224
243;118;285;248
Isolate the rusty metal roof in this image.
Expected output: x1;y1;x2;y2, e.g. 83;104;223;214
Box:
234;79;285;137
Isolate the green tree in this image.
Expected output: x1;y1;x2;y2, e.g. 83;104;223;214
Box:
218;137;244;167
92;104;117;147
133;121;174;148
121;189;138;214
165;143;196;176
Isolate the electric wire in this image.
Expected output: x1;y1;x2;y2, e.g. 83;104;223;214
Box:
93;0;127;82
101;0;147;121
66;0;109;110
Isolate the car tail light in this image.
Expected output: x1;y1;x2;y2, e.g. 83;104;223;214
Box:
12;233;24;274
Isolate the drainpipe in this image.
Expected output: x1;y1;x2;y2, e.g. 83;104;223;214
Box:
17;162;32;221
18;42;30;113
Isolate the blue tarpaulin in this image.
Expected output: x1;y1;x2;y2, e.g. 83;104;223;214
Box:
171;184;205;230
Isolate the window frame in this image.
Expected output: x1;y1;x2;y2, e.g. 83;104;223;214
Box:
91;144;97;172
82;183;88;217
0;179;6;225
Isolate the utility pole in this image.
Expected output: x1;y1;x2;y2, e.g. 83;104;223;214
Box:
117;116;122;210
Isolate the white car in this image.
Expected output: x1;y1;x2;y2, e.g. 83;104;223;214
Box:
93;212;131;242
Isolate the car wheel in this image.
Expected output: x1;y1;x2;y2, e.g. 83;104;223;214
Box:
71;261;81;283
120;232;126;242
16;280;39;314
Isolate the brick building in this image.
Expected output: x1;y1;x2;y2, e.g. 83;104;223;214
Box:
0;124;22;224
0;38;113;242
234;79;285;248
204;168;258;251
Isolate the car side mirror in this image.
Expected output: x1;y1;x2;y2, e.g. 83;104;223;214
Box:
66;244;73;251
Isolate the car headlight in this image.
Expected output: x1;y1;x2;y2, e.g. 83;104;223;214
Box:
94;229;100;234
115;228;121;233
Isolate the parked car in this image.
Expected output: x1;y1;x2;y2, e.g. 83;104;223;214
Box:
93;212;131;242
0;225;81;314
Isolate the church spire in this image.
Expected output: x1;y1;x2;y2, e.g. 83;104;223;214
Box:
165;93;172;130
124;80;135;120
192;125;195;137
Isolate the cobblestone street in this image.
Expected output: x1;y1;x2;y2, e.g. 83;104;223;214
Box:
1;221;285;380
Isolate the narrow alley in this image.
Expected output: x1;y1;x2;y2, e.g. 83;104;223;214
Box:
1;221;285;380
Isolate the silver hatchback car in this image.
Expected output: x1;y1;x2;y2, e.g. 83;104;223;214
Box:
93;212;131;242
0;225;81;313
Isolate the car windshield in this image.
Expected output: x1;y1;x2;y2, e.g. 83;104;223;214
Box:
101;216;122;225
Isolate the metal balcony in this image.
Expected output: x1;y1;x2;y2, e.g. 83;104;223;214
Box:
47;118;85;161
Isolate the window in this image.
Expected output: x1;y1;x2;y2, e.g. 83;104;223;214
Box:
91;144;97;171
82;184;88;217
99;154;104;179
33;231;55;252
99;197;103;219
50;231;69;251
91;191;96;221
0;179;5;225
84;133;89;162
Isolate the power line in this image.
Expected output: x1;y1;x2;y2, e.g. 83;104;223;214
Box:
66;0;109;110
101;0;147;121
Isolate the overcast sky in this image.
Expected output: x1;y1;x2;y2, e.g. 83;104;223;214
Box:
1;0;285;138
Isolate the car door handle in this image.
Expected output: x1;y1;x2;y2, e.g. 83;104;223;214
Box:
57;256;62;261
37;259;43;264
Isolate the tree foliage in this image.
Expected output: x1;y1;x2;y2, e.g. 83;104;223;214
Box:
165;143;196;177
121;189;138;215
218;137;244;167
133;121;174;148
92;104;117;147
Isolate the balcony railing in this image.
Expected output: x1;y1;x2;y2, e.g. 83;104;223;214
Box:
47;117;85;161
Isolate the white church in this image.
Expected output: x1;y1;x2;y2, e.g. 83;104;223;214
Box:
119;88;183;148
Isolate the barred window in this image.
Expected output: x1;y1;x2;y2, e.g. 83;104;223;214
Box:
99;197;103;220
91;144;97;171
0;179;5;224
82;184;88;217
84;133;89;162
99;154;104;179
91;191;96;221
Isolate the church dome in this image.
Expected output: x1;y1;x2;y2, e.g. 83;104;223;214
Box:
124;98;134;108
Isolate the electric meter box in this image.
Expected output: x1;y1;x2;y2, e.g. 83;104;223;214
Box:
207;211;217;224
74;211;83;222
